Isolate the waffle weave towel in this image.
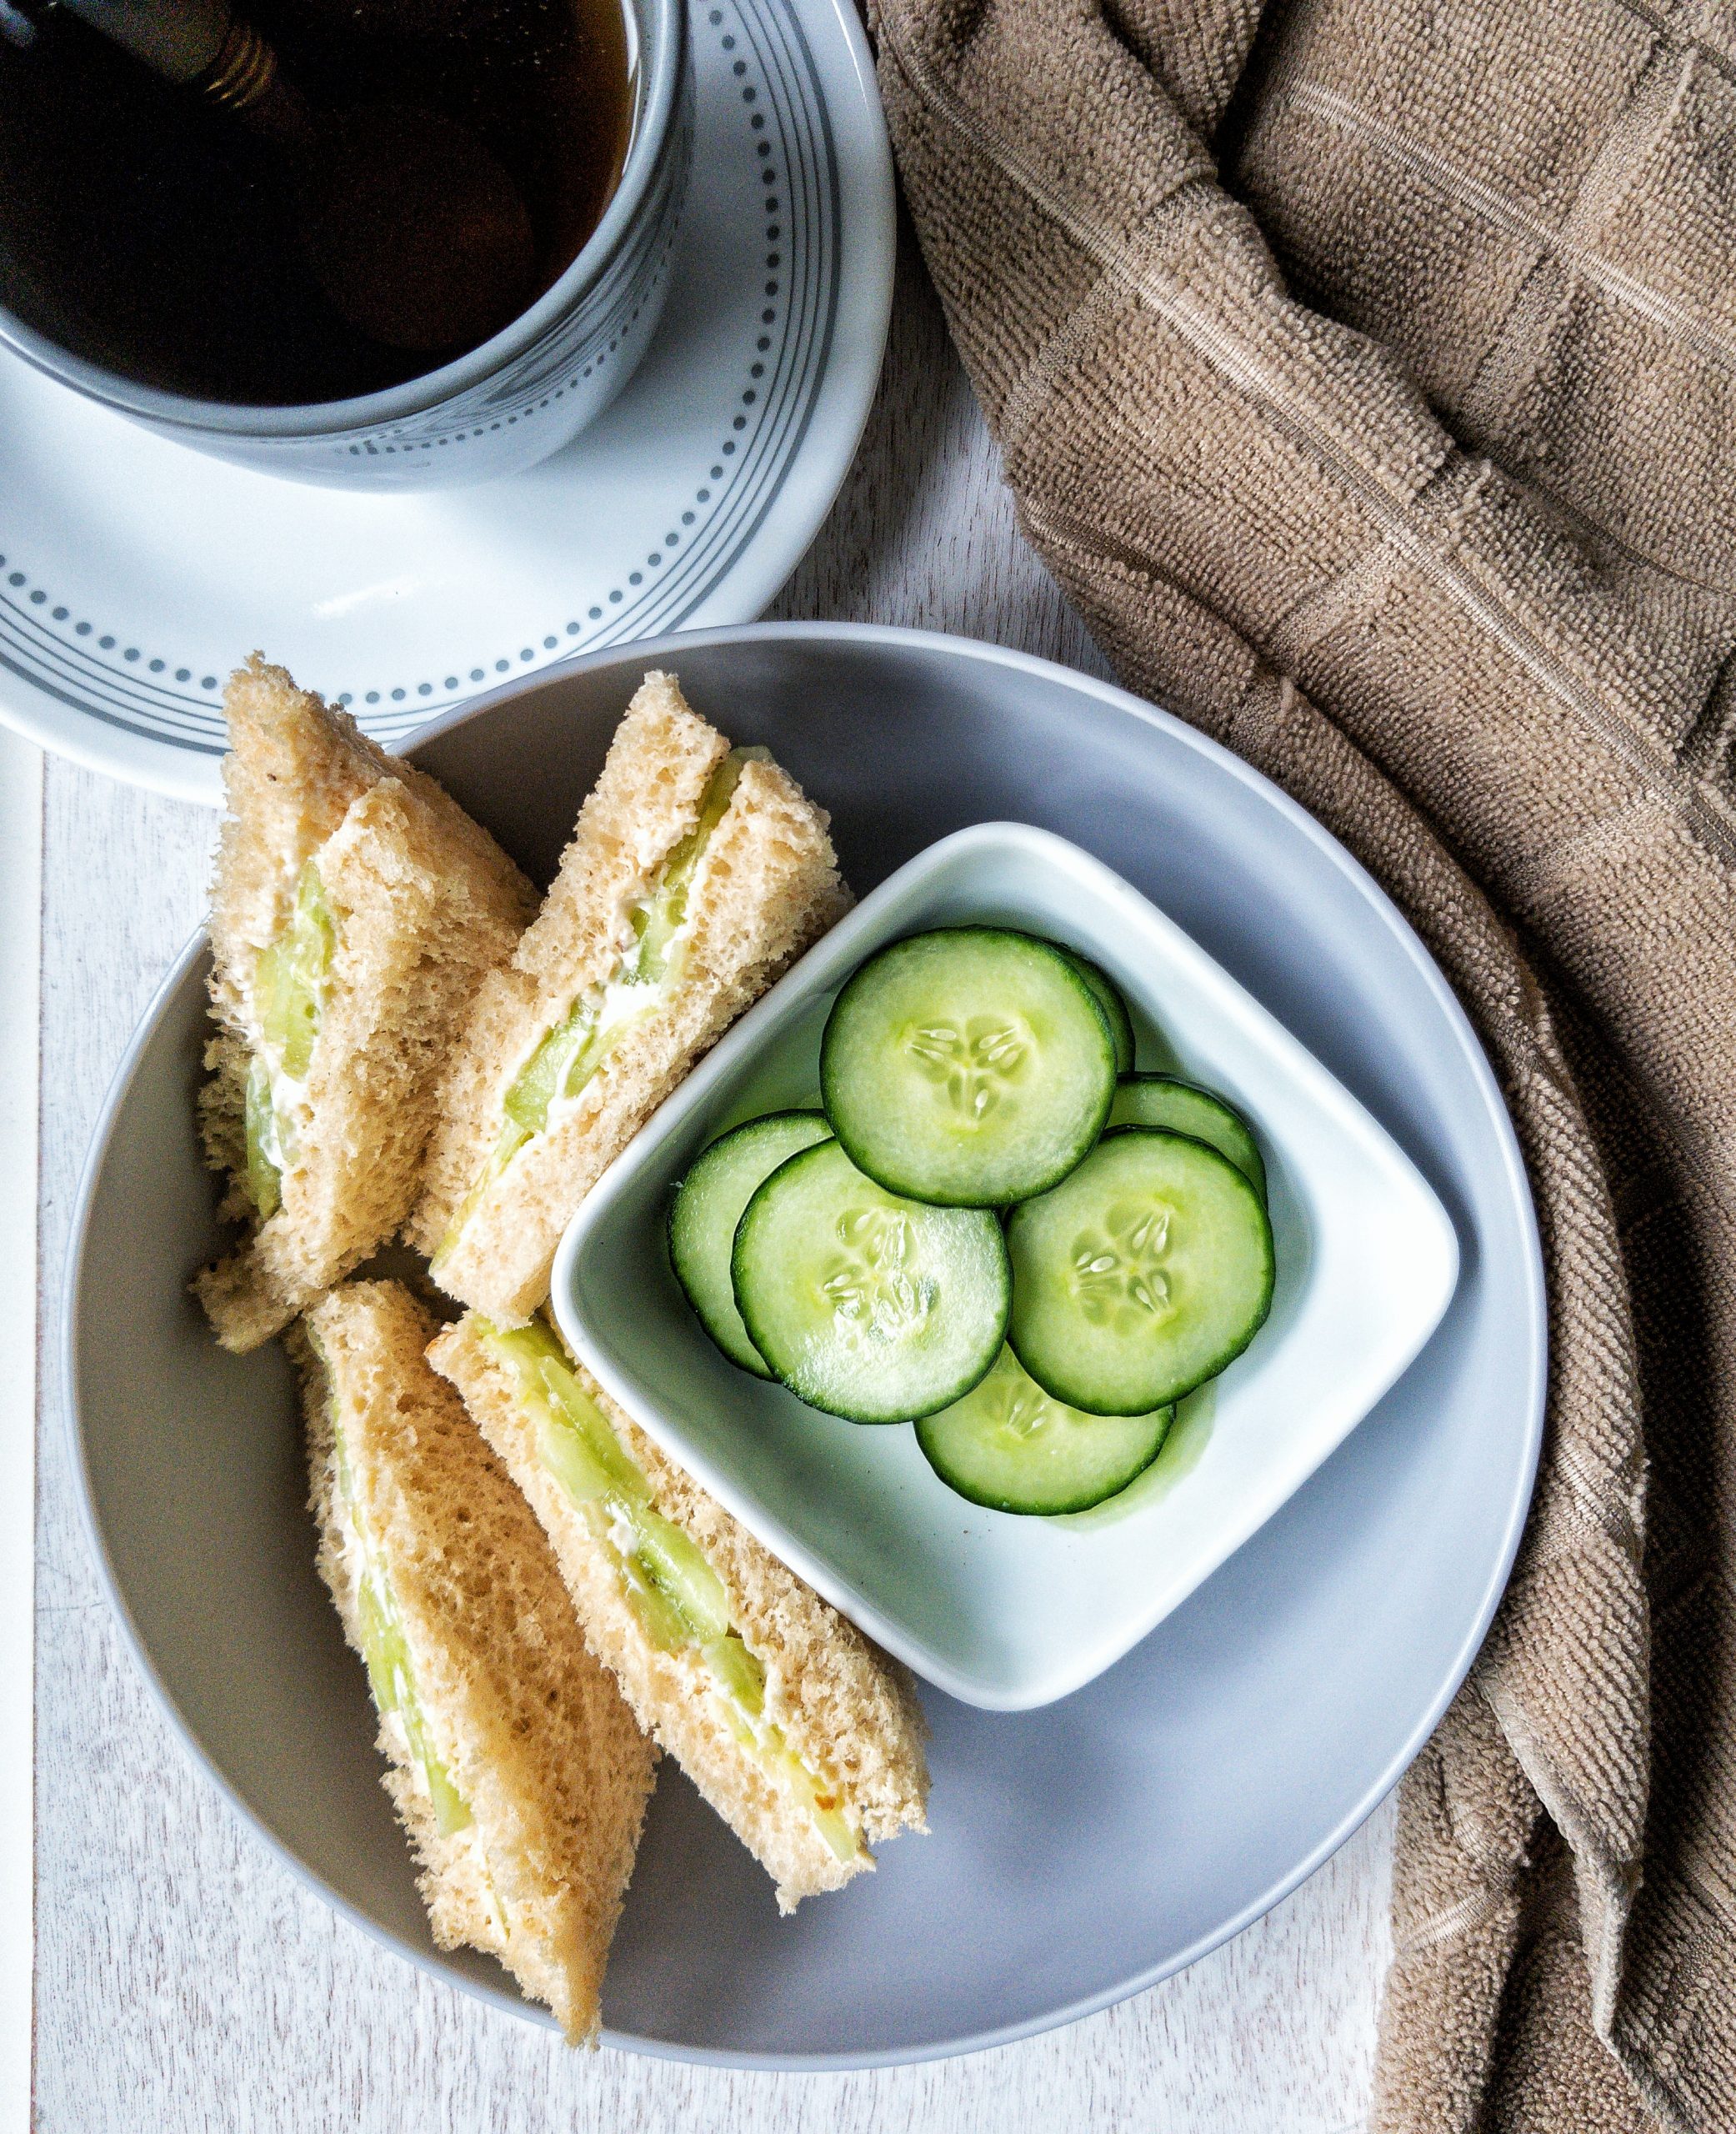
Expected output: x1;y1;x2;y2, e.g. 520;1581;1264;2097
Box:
873;3;1736;2126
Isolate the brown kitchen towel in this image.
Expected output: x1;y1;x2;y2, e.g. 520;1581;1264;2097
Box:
871;2;1736;2127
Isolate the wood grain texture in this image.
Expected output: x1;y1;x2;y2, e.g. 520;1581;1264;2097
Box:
0;732;40;2134
32;228;1393;2133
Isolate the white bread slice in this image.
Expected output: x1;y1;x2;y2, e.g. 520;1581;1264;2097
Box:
408;671;849;1325
427;1313;929;1910
195;659;537;1351
293;1280;657;2044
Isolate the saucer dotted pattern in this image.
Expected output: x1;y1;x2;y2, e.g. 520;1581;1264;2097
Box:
0;0;885;785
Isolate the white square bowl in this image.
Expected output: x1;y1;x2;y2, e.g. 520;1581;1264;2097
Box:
553;822;1459;1711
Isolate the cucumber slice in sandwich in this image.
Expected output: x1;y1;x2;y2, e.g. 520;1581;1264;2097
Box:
1007;1127;1275;1413
194;656;535;1353
668;1110;834;1374
428;1313;931;1911
820;927;1117;1205
412;670;850;1325
1108;1074;1266;1198
242;859;336;1221
917;1345;1173;1515
733;1139;1009;1422
499;744;763;1146
293;1280;655;2046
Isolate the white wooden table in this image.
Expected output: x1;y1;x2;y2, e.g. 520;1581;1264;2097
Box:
20;232;1392;2134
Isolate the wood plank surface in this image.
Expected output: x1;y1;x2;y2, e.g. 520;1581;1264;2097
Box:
0;730;39;2134
30;229;1393;2134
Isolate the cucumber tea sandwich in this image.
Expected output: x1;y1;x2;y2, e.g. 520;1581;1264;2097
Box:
196;659;537;1351
410;670;848;1324
428;1311;929;1909
293;1280;657;2044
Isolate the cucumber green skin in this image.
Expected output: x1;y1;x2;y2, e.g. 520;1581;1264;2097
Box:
668;1111;833;1375
1108;1075;1266;1199
1007;1127;1275;1414
732;1139;1009;1424
916;1347;1173;1515
1056;949;1135;1076
819;925;1118;1207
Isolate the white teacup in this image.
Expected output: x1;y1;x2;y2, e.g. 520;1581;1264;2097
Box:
0;0;690;490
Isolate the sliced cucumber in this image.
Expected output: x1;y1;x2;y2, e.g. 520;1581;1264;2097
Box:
820;927;1116;1206
257;861;335;1082
1108;1075;1266;1198
916;1345;1173;1515
733;1139;1009;1421
328;1400;472;1841
502;746;763;1140
1057;949;1134;1075
478;1318;863;1864
1007;1128;1274;1413
244;860;336;1218
668;1111;834;1374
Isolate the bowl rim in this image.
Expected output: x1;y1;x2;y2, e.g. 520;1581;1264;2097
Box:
61;619;1547;2066
0;0;687;439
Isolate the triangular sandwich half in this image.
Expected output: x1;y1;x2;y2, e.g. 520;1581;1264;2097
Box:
293;1280;658;2043
408;670;848;1324
196;658;537;1350
428;1310;929;1910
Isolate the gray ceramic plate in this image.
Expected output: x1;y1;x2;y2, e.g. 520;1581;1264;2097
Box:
66;624;1545;2066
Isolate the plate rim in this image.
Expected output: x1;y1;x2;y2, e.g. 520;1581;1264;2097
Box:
0;0;895;808
62;619;1547;2068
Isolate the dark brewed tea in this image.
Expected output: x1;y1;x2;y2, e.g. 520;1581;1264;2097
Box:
0;0;633;404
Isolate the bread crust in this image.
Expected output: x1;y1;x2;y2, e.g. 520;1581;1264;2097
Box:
412;673;848;1321
196;659;537;1350
428;1315;929;1911
294;1280;657;2043
408;670;728;1260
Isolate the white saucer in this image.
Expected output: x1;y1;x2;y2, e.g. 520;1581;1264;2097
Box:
0;0;892;804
